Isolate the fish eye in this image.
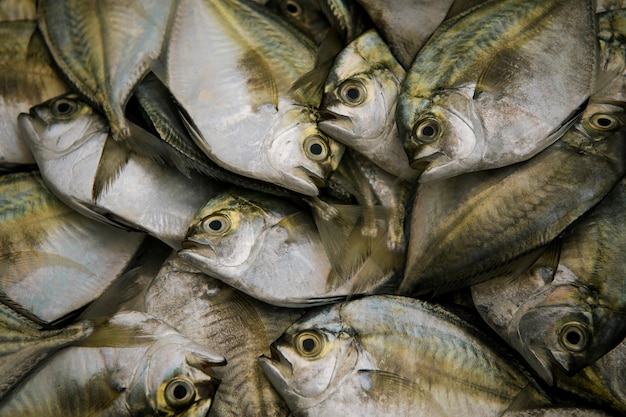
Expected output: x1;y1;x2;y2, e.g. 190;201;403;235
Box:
51;98;79;118
413;117;442;143
589;113;620;131
201;214;231;235
294;330;325;358
559;322;589;353
164;377;196;409
283;0;301;16
338;80;366;106
304;134;329;161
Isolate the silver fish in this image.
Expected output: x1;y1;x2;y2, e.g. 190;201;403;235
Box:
472;176;626;386
179;188;396;306
260;295;549;417
397;0;597;182
153;0;344;196
0;20;69;169
0;171;147;323
319;29;414;177
38;0;178;139
400;98;626;295
502;408;617;417
18;94;223;249
0;310;226;417
145;254;305;417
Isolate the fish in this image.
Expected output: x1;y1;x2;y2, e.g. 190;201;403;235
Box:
18;93;223;250
152;0;344;197
0;171;147;323
318;28;414;178
259;295;549;417
0;297;94;402
471;176;626;386
179;188;396;306
0;310;226;417
144;253;305;417
37;0;178;139
400;96;626;296
0;20;69;169
552;337;626;415
397;0;597;182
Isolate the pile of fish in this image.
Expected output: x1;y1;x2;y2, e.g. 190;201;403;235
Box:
1;0;625;415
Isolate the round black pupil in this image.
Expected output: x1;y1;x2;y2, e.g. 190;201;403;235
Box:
421;125;435;137
302;338;316;352
309;142;323;155
597;117;612;127
346;87;360;101
286;2;299;14
566;330;581;345
56;102;72;114
208;219;223;231
173;384;188;399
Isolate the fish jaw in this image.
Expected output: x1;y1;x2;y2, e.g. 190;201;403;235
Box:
258;343;298;405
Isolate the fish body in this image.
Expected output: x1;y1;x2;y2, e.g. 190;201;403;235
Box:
0;171;146;323
145;254;305;417
0;310;226;417
259;295;549;417
401;95;626;295
154;0;343;196
397;0;597;182
38;0;177;139
471;176;626;386
266;0;332;43
0;0;36;20
502;408;617;417
179;188;354;306
18;94;222;249
319;29;413;177
0;20;69;169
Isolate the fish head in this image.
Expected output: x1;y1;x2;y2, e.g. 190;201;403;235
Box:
179;191;273;277
18;93;107;159
397;87;485;182
259;305;365;410
266;106;344;196
319;29;405;150
125;318;226;417
514;283;626;386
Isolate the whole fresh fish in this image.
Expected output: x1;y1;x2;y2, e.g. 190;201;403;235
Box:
552;337;626;415
471;176;626;386
0;310;226;417
144;254;305;417
0;171;147;323
400;96;626;295
38;0;177;140
397;0;597;182
0;20;69;169
318;29;413;177
0;298;94;402
179;188;397;306
18;93;224;249
153;0;344;197
259;295;549;417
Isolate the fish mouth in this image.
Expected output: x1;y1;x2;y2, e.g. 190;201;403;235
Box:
258;343;293;381
289;166;327;196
